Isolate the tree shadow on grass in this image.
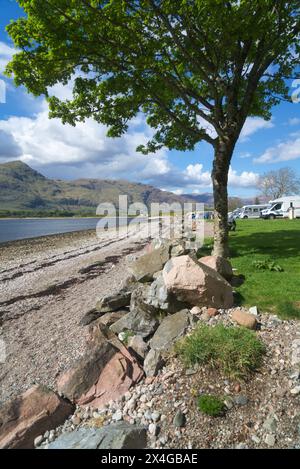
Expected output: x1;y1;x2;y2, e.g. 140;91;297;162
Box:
229;229;300;260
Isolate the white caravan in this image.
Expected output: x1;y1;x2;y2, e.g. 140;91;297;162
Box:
238;204;270;219
261;196;300;219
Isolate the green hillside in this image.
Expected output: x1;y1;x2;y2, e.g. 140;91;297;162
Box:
0;160;195;215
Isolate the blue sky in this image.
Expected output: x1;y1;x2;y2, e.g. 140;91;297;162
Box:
0;0;299;198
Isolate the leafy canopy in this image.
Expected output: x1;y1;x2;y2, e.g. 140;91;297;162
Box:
6;0;300;153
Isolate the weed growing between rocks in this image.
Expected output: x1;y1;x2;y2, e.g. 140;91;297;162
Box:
175;324;266;379
197;395;226;417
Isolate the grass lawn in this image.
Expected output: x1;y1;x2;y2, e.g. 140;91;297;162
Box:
202;219;300;319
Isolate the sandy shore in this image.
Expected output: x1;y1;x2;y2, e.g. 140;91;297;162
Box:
0;222;213;405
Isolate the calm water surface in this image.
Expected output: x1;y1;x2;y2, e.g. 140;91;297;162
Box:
0;218;144;244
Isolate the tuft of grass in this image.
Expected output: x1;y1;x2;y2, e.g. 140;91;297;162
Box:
175;323;266;379
197;394;225;417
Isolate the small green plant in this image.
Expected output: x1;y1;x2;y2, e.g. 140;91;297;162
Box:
121;329;135;345
197;395;225;417
252;259;284;272
175;324;266;379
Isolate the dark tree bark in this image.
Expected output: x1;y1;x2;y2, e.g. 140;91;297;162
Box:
211;138;236;258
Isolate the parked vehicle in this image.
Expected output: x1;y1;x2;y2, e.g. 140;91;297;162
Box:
261;196;300;219
238;204;270;219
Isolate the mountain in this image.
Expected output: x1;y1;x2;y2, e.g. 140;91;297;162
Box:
0;161;197;214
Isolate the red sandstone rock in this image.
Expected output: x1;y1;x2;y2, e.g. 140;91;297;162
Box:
0;385;74;449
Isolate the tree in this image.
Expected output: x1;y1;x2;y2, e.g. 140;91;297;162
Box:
258;167;300;200
6;1;300;256
228;197;242;212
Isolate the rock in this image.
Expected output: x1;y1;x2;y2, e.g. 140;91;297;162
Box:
264;434;276;447
47;423;147;449
231;309;257;330
199;255;233;281
190;306;202;316
79;309;103;326
110;285;159;338
207;307;218;317
127;335;148;360
263;415;277;433
249;306;259;316
224;397;234;410
130;245;170;282
234;395;248;406
290;386;300;395
146;273;185;313
144;349;164;377
96;311;126;328
173;411;186;428
34;435;44;447
151;411;161;422
150;310;190;352
0;385;74;449
170;240;188;257
96;289;132;313
163;255;234;309
148;423;158;436
57;325;143;408
112;410;123;422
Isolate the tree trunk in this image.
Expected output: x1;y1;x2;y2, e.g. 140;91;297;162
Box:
211;139;235;258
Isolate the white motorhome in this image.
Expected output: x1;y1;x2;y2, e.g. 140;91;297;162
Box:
261;196;300;219
238;204;270;219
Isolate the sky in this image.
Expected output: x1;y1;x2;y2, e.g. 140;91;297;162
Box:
0;1;299;198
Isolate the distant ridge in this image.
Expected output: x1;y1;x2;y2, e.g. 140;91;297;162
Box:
0;160;197;213
0;161;255;214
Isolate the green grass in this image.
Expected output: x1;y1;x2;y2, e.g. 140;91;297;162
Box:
175;323;266;379
201;219;300;319
197;395;226;417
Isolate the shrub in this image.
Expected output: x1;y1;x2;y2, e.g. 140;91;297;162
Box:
175;323;266;379
252;259;284;272
197;395;225;417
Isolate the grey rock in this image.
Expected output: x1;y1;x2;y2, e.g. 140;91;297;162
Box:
96;290;132;313
130;245;170;282
128;335;148;360
47;423;147;449
110;285;159;338
264;434;276;447
144;349;164;377
146;274;185;313
150;310;190;352
234;395;248;406
263;415;277;433
173;411;186;428
79;309;103;326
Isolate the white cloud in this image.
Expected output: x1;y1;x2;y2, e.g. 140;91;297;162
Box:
0;41;15;74
254;137;300;163
176;163;259;190
240;117;274;142
288;117;300;126
0;107;171;182
239;152;252;159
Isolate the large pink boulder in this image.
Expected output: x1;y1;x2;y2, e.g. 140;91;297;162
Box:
57;325;143;409
0;385;74;449
199;255;233;281
162;255;233;309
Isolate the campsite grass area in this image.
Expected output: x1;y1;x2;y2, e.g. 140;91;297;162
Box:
202;219;300;319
